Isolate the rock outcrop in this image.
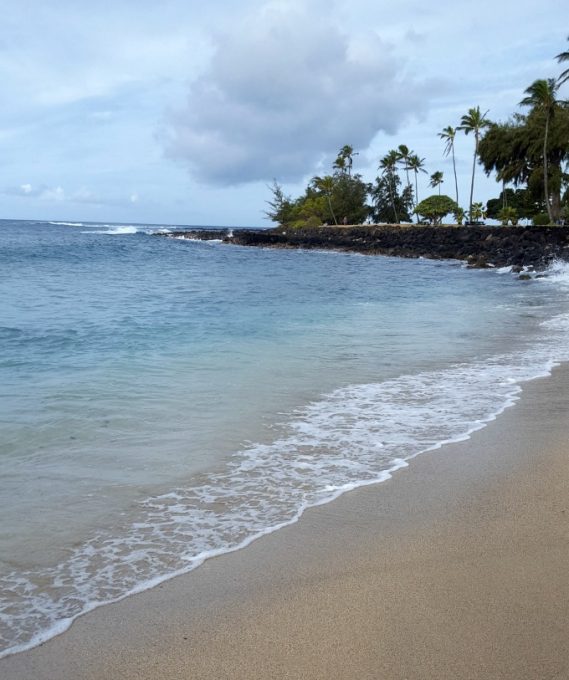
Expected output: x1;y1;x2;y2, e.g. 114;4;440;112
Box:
166;225;569;269
227;225;569;269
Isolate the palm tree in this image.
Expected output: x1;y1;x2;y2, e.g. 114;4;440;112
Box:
334;145;358;175
407;154;427;222
520;79;560;223
429;171;444;195
397;144;413;193
379;150;400;223
556;36;569;86
459;106;490;224
313;175;338;225
438;126;459;205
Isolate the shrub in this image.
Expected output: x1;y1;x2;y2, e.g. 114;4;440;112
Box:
414;195;459;225
532;212;551;226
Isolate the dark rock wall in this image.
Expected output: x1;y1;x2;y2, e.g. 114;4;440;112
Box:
227;225;569;268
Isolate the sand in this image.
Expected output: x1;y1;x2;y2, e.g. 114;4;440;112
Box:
2;366;568;680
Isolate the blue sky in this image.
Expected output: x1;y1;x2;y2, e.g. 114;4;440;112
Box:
0;0;567;226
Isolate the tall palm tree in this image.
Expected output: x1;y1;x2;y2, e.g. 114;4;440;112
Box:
379;150;400;223
438;126;459;205
334;145;358;175
407;154;427;222
520;79;560;223
556;36;569;86
429;171;444;195
459;106;490;223
397;144;413;192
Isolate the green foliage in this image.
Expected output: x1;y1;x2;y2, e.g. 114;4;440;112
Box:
459;106;490;221
453;207;465;225
369;174;413;223
481;79;568;223
414;195;458;225
486;188;544;222
264;181;296;226
265;147;371;228
557;36;569;86
429;171;444;194
469;202;486;221
497;206;518;225
533;212;551;225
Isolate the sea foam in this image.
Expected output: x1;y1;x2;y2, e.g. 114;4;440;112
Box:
1;309;568;658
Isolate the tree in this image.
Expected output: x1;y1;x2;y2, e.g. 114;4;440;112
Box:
414;195;458;225
477;108;569;223
312;175;339;225
439;126;459;205
332;173;372;225
469;202;486;222
486;187;544;223
520;78;562;222
407;154;427;221
453;207;465;225
459;106;490;224
397;144;413;193
557;36;569;87
429;171;444;195
379;150;402;223
497;206;518;225
333;145;358;176
264;181;294;225
370;174;413;224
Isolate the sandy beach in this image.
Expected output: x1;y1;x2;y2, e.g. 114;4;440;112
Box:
2;365;568;680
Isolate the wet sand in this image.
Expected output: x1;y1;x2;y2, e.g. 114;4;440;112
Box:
2;366;568;680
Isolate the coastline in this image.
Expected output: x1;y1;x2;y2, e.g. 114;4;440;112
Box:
166;224;569;270
2;364;568;679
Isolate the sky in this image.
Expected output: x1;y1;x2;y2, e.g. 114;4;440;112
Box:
0;0;567;227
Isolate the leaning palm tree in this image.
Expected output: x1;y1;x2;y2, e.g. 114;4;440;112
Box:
459;106;490;224
438;126;459;205
407;154;427;222
397;144;413;193
429;171;444;195
379;150;400;223
520;79;560;223
556;36;569;86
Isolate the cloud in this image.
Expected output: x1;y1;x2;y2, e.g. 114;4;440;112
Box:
164;1;435;186
1;183;140;207
2;183;63;200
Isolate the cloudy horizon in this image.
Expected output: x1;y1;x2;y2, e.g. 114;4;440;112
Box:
1;0;567;226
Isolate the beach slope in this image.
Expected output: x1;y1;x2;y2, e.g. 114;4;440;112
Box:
2;367;568;680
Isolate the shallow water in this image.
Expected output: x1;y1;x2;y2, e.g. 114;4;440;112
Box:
1;219;568;656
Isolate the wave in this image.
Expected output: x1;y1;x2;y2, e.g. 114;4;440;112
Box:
2;300;569;658
84;225;139;235
81;225;174;235
48;221;84;227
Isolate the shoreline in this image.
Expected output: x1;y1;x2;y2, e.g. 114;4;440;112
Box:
2;364;568;679
165;224;569;270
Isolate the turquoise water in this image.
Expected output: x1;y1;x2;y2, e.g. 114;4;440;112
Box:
1;219;568;656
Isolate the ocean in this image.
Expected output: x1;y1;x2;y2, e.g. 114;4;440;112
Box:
1;218;568;657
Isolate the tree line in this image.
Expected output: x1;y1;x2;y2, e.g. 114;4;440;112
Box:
266;40;569;228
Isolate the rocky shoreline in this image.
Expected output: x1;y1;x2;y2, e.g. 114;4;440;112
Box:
165;225;569;270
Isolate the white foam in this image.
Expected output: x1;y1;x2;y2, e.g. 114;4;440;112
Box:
83;226;139;235
3;270;569;658
49;221;84;227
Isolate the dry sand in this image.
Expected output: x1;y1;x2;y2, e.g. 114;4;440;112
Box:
2;366;568;680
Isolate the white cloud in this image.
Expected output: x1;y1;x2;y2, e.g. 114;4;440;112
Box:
41;186;65;201
164;1;436;186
